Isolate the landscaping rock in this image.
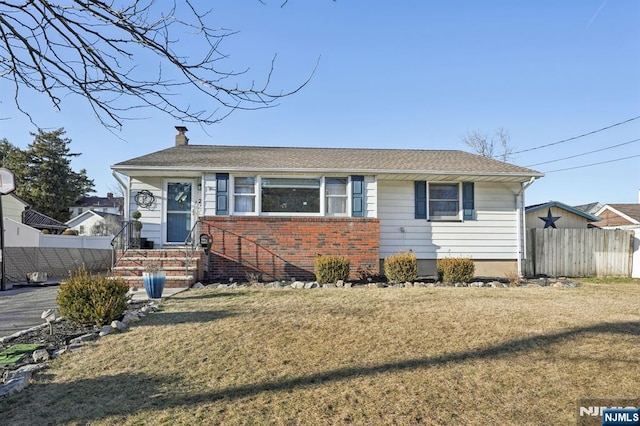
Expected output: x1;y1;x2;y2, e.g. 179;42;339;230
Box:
336;280;345;288
122;313;140;324
192;282;205;289
110;320;127;332
291;281;305;289
99;325;113;337
32;349;49;363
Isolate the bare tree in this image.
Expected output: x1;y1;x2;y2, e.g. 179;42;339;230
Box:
91;214;122;236
461;127;514;162
0;1;314;129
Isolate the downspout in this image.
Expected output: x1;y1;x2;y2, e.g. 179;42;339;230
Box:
516;177;536;277
112;171;129;220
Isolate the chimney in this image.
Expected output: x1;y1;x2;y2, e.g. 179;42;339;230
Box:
175;126;189;146
107;192;113;200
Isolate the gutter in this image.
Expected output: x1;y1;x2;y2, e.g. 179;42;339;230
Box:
111;171;129;221
516;177;537;277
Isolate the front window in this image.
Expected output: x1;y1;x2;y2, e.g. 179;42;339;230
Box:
234;177;256;213
261;178;320;213
326;178;347;214
429;183;459;220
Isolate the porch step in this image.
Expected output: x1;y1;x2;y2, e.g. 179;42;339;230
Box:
112;248;203;288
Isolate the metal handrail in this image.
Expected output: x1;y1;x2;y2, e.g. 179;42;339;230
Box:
110;221;132;272
183;219;203;281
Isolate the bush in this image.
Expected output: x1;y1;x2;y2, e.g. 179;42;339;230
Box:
437;258;475;284
384;252;417;283
314;255;350;284
61;229;78;235
57;265;129;326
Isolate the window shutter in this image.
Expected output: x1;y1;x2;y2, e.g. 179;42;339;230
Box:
415;181;426;219
351;175;364;217
216;173;229;215
463;182;474;220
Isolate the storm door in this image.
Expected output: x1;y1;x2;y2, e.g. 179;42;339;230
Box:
166;181;192;243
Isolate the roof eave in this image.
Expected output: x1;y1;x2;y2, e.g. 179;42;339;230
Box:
111;164;543;179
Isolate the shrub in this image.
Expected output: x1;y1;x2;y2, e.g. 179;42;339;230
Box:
57;265;129;326
384;252;417;283
61;229;78;235
314;255;350;284
437;258;475;284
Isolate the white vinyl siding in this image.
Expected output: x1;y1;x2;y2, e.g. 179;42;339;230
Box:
129;177;163;246
378;180;519;259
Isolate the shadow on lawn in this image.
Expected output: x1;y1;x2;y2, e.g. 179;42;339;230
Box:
136;309;237;326
174;291;251;301
178;320;640;405
3;321;638;423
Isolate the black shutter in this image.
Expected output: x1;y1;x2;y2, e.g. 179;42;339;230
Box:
415;181;426;219
216;173;229;215
352;175;364;217
463;182;474;220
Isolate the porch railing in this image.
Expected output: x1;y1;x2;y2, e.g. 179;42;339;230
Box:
184;219;203;280
110;221;134;271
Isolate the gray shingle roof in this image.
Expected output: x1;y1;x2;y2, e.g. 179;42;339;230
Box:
112;145;542;178
22;208;68;231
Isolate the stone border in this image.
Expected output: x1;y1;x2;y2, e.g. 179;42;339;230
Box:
193;276;581;290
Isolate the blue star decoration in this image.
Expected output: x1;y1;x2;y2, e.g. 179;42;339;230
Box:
539;208;561;228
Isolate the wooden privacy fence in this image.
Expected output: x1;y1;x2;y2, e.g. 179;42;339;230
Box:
525;228;635;277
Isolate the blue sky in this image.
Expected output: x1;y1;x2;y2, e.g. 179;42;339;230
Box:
1;0;639;206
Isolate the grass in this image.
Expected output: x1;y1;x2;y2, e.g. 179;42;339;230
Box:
1;281;640;425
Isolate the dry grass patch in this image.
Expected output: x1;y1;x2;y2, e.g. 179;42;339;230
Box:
1;282;639;425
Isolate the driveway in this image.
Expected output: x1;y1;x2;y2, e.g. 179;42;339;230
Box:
0;286;60;338
0;284;188;339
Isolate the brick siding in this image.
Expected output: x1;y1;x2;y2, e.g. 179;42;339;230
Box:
200;216;380;282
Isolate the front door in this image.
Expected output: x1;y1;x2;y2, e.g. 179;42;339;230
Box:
166;181;192;243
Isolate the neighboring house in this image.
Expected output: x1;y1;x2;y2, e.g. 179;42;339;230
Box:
65;210;123;236
525;201;601;229
22;207;68;234
111;127;543;280
69;193;123;219
3;192;69;233
573;201;603;216
591;204;640;229
2;193;29;223
591;200;640;279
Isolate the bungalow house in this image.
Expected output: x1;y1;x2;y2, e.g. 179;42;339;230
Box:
110;127;543;285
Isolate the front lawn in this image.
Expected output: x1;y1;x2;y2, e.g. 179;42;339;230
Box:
1;281;639;425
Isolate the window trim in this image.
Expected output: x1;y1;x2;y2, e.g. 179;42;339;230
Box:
232;176;258;216
427;182;461;221
229;175;358;217
325;177;349;216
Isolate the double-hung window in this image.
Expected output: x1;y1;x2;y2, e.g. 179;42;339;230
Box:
234;177;256;213
428;183;460;220
415;181;474;221
325;178;348;215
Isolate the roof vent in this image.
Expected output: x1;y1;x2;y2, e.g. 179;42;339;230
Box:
175;126;189;146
